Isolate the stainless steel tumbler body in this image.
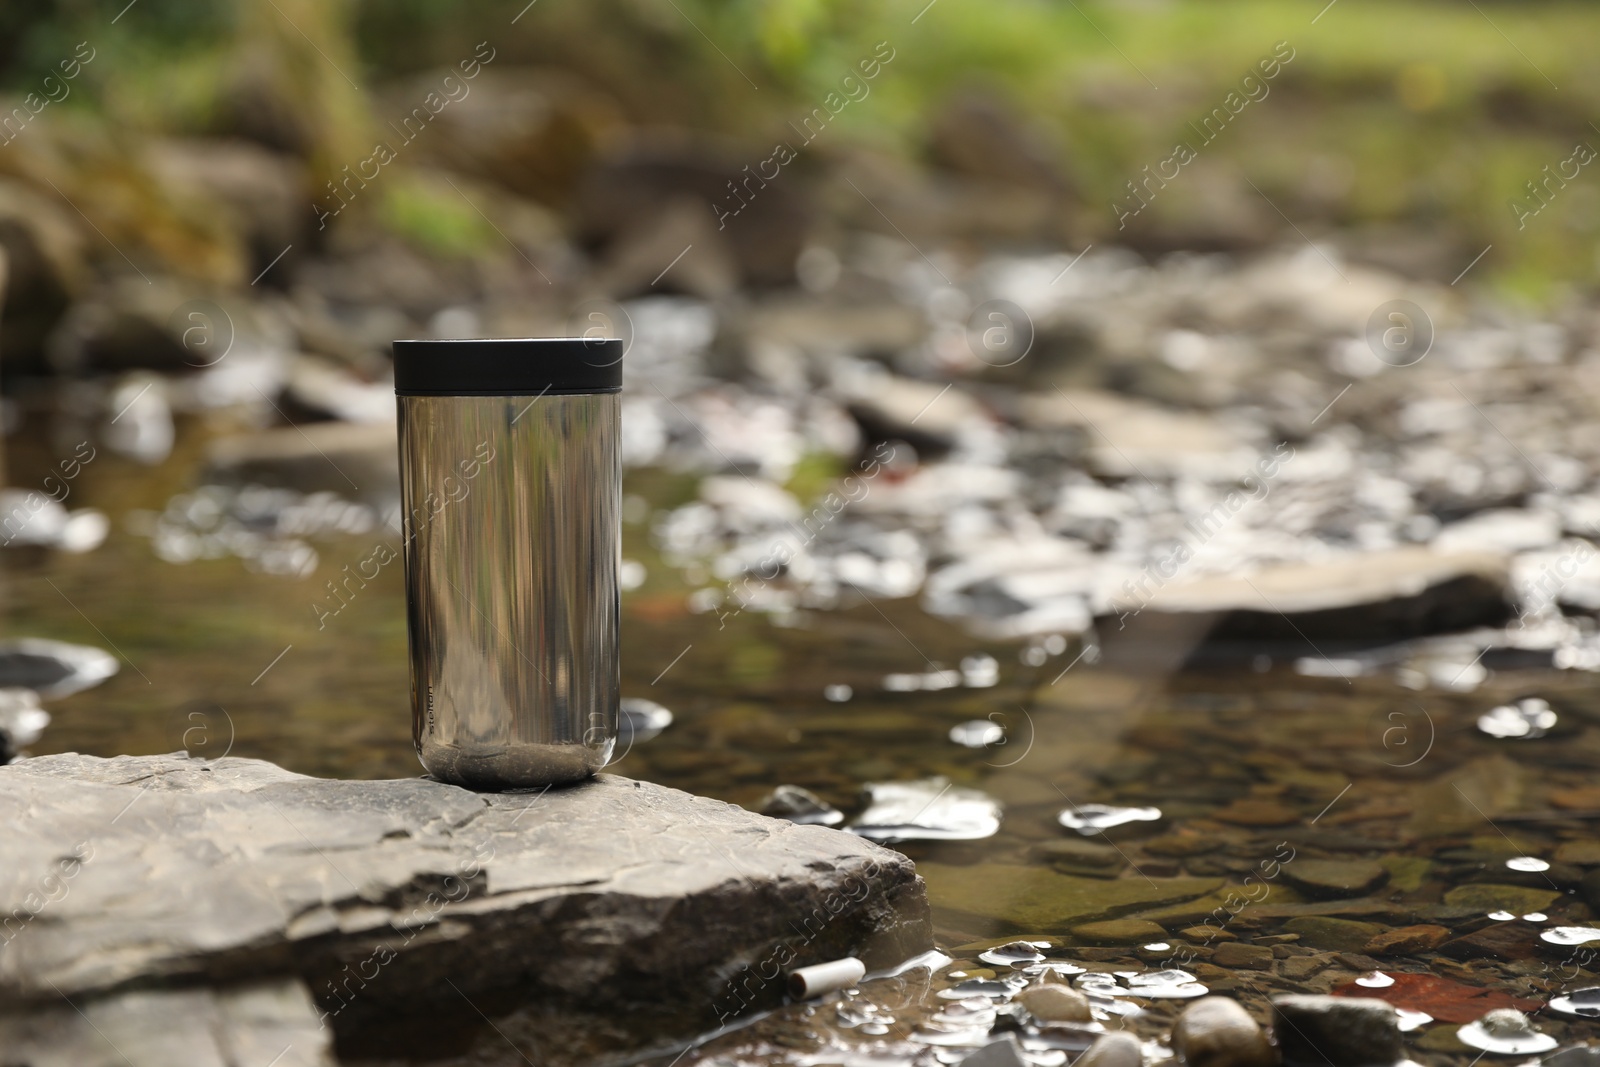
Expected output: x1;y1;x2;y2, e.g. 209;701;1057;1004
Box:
393;338;622;790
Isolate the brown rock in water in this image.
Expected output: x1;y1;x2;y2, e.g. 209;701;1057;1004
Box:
1074;919;1168;945
1016;983;1092;1023
1173;997;1275;1067
1076;1031;1144;1067
1211;943;1275;970
1281;917;1386;952
1279;859;1389;899
1365;924;1450;955
1438;923;1543;962
1272;995;1401;1067
1214;799;1301;827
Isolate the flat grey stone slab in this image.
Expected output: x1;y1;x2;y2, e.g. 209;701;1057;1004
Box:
0;753;930;1060
0;979;334;1067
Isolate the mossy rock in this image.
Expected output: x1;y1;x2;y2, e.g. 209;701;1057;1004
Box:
1441;884;1562;913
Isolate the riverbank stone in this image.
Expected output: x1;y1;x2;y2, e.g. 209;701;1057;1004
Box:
0;752;930;1061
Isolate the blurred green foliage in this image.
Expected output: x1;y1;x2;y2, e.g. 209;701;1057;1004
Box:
1;0;1598;300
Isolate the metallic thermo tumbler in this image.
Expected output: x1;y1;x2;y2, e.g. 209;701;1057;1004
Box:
392;337;623;789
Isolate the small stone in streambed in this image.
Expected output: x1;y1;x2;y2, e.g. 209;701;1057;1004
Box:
1583;868;1600;911
1030;838;1122;869
1213;798;1301;827
1545;1045;1600;1067
1281;917;1387;952
1279;858;1388;899
1075;1031;1143;1067
1272;994;1401;1067
1441;883;1561;914
1172;996;1274;1067
959;1033;1027;1067
1364;924;1449;955
1015;983;1092;1022
1278;955;1328;980
1211;943;1274;970
1074;918;1168;945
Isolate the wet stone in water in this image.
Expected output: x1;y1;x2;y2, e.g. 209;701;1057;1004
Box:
977;941;1048;967
1073;1031;1142;1067
1478;697;1558;739
958;1034;1028;1067
938;978;1016;1001
950;719;1005;748
758;784;844;826
1272;995;1402;1067
1057;804;1161;835
1279;858;1388;899
849;776;1001;842
1173;996;1274;1067
1457;1009;1558;1055
0;638;119;699
1126;969;1208;999
1015;983;1092;1023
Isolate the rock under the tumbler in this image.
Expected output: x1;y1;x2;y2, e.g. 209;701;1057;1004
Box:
0;752;930;1058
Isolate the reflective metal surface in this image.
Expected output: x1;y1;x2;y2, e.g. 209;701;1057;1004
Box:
398;393;619;789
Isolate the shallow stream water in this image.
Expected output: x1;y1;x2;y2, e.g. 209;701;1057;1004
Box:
11;411;1600;1066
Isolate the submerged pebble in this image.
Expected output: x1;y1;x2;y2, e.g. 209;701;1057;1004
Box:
849;776;1002;842
1478;698;1558;739
758;784;844;826
1456;1009;1558;1055
1057;804;1161;835
977;941;1047;967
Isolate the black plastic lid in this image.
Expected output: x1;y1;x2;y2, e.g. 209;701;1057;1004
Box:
392;338;623;396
